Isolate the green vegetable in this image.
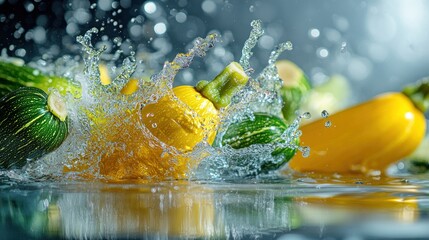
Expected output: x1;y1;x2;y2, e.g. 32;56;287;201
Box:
0;61;81;98
276;60;311;123
0;87;69;169
300;74;350;121
404;135;429;174
215;113;299;172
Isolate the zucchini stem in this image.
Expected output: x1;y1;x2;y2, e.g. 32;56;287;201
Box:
196;62;249;109
402;78;429;113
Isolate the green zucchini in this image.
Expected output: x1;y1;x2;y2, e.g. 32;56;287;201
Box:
0;87;69;169
215;113;299;173
276;60;311;123
0;61;81;98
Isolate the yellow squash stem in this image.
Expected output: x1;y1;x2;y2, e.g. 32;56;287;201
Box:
66;62;248;181
289;79;429;175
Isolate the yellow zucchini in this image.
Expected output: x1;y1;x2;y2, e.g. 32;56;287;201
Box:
65;62;249;181
288;79;429;175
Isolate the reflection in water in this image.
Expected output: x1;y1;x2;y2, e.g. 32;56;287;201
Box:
1;178;429;239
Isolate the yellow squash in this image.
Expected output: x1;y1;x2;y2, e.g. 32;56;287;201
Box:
66;62;248;181
288;79;429;175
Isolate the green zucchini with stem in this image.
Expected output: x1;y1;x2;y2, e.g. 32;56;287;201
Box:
0;61;81;98
214;113;299;173
0;87;69;169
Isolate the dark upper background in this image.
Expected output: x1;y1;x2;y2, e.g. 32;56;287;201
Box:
1;0;429;103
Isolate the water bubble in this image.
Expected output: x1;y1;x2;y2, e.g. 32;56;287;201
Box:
249;5;255;12
32;26;47;44
309;28;320;38
144;1;157;14
129;25;142;38
152;123;157;128
259;35;275;50
154;22;167;35
25;2;34;12
321;110;329;118
98;0;113;11
317;48;329;58
111;1;119;9
175;12;187;23
325;121;331;128
15;48;26;57
201;0;217;14
90;3;97;9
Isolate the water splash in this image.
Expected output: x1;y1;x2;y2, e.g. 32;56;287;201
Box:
239;20;264;73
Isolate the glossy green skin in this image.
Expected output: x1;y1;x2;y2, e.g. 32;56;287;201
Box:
281;74;311;123
0;87;68;169
216;113;299;173
0;61;81;98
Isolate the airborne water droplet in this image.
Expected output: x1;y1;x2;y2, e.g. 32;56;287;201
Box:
302;112;311;119
325;120;331;128
321;110;329;118
301;146;310;158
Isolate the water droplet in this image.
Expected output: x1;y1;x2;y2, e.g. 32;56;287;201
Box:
154;22;167;35
340;41;347;53
175;12;187;23
301;146;310;158
325;121;331;128
144;1;157;14
90;3;97;9
152;123;157;128
302;112;311;119
309;28;320;38
249;5;254;12
201;0;217;14
321;110;329;118
317;47;329;58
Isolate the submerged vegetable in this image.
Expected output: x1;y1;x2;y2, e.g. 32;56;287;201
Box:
66;62;249;180
0;87;69;169
276;60;311;123
288;79;429;175
0;61;81;98
215;113;299;173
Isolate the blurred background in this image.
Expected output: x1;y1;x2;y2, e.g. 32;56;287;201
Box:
1;0;429;103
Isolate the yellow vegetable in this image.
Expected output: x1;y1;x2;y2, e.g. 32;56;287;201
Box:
289;79;429;175
120;78;139;95
66;62;248;181
99;64;111;85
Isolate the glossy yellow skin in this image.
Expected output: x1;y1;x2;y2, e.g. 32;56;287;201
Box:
141;86;219;151
289;92;426;174
66;86;219;181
